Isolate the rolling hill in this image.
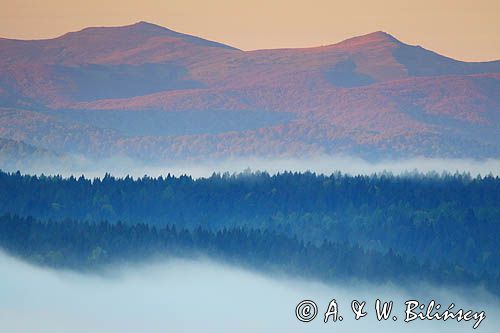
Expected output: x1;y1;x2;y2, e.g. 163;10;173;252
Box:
0;21;499;162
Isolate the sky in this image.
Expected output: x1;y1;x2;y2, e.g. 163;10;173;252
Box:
1;0;499;62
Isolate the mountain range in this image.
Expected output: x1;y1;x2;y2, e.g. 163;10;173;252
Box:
0;21;499;162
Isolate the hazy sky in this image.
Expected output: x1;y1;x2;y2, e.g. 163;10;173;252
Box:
1;0;499;61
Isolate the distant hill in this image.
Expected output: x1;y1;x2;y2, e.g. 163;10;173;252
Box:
0;137;61;170
0;22;499;161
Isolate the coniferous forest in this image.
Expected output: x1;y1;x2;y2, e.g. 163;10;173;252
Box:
0;170;499;295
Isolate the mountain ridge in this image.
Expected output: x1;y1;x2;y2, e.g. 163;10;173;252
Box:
1;23;498;63
0;22;498;162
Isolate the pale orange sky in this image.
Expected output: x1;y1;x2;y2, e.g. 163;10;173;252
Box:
1;0;499;61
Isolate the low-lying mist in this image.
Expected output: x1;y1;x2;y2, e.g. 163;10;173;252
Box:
5;155;500;178
0;252;498;333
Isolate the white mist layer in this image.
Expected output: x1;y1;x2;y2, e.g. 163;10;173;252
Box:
0;252;498;333
7;155;500;178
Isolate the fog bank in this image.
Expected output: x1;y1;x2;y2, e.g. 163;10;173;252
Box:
0;252;498;333
5;155;500;178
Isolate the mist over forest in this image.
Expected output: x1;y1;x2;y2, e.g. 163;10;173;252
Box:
1;156;499;332
1;251;499;333
2;155;500;179
1;168;499;294
1;9;499;333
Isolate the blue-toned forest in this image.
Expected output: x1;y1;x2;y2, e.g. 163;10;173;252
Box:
0;170;499;295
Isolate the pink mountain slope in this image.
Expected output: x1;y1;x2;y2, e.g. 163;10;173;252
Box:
0;22;498;161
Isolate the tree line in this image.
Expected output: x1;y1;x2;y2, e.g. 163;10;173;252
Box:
1;214;498;295
0;169;499;294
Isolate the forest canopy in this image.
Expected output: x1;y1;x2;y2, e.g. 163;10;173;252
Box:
0;170;499;295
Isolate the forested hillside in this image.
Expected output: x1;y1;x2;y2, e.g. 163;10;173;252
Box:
0;170;499;289
1;22;499;160
1;214;498;296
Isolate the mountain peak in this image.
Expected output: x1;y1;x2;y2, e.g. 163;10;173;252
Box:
57;21;238;50
335;30;401;48
128;21;174;34
367;31;397;40
134;20;160;27
61;21;175;38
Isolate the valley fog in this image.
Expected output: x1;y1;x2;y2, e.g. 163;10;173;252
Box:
6;155;500;178
0;252;498;333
